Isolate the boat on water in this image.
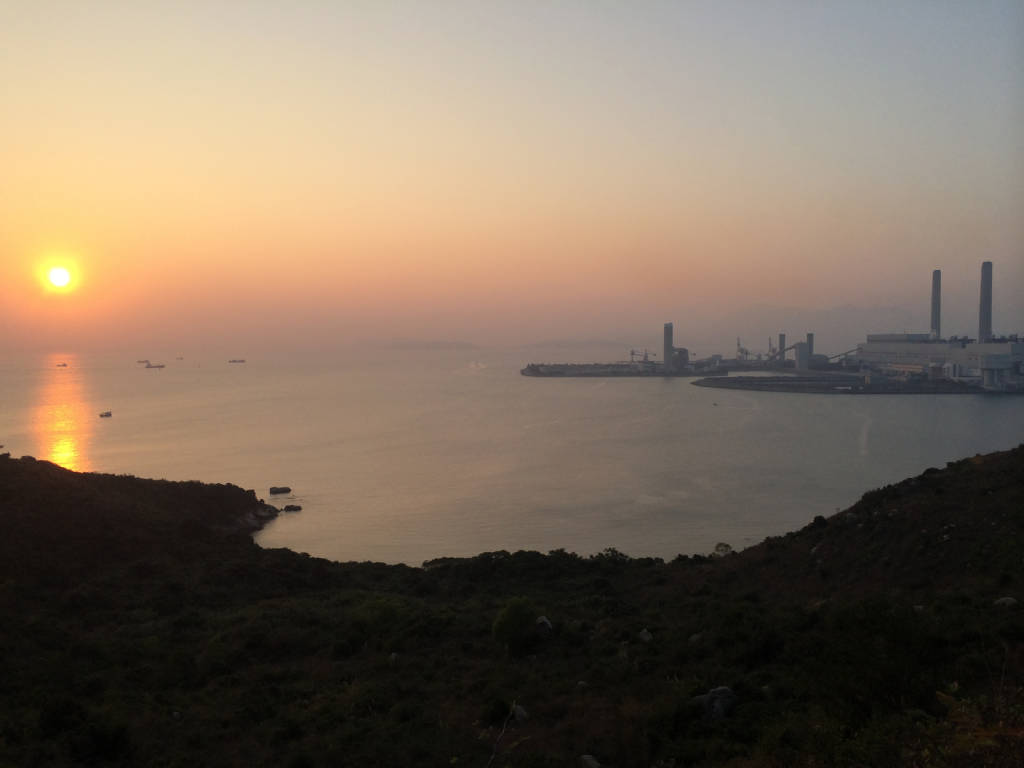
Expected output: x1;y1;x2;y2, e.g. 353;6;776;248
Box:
56;362;68;367
228;359;246;363
99;411;112;418
145;362;166;369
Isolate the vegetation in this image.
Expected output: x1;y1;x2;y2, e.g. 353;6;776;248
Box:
1;447;1022;766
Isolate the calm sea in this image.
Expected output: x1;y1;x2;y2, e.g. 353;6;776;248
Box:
2;347;1022;564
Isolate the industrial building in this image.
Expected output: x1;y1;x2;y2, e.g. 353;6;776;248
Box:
662;322;691;373
854;262;1023;392
526;261;1019;390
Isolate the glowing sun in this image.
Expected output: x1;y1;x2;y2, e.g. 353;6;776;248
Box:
38;256;81;294
49;267;71;288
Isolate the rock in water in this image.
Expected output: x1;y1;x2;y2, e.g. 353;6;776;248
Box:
269;486;291;495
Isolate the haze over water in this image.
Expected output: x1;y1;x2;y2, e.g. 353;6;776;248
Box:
4;348;1022;565
2;3;1022;564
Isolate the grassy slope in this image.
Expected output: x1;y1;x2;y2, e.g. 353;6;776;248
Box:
0;448;1022;767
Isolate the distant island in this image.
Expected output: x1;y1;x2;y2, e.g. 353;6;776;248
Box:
1;448;1021;766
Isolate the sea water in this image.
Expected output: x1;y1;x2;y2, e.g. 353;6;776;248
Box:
2;347;1022;564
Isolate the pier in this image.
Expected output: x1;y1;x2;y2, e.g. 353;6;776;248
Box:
521;362;726;378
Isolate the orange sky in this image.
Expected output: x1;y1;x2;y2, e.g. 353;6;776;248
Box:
2;2;1022;355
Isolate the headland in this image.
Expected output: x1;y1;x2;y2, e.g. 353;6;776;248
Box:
1;448;1022;766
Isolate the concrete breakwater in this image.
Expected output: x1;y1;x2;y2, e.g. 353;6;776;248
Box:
521;363;727;378
692;374;985;394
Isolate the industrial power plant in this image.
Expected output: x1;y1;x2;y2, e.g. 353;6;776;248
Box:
523;261;1022;394
852;261;1022;392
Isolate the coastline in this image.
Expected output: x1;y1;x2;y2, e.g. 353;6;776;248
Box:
2;447;1022;766
692;374;990;394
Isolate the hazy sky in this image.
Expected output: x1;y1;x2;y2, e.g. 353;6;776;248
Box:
2;1;1022;354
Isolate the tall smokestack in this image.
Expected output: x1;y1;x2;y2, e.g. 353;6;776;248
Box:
663;322;674;374
979;261;993;342
930;269;941;339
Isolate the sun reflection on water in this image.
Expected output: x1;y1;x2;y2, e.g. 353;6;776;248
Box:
34;354;92;471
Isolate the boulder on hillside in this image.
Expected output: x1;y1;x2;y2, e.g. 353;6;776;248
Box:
690;686;737;720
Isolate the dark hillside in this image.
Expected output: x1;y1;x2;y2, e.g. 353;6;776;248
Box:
712;449;1024;600
0;448;1021;767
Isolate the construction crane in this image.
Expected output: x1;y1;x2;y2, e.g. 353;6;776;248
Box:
736;337;751;361
630;348;656;363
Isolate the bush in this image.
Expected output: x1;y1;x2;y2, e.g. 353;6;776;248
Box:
492;597;537;657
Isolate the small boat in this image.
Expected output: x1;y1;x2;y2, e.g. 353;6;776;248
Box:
99;411;112;418
228;359;246;363
56;362;68;367
145;362;166;369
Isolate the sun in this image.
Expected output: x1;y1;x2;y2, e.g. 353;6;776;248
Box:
38;255;81;294
49;267;71;288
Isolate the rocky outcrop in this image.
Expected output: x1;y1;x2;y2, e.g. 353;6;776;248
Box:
690;686;737;720
238;503;279;533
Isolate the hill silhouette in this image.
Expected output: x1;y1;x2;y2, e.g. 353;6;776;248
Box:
1;448;1021;767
